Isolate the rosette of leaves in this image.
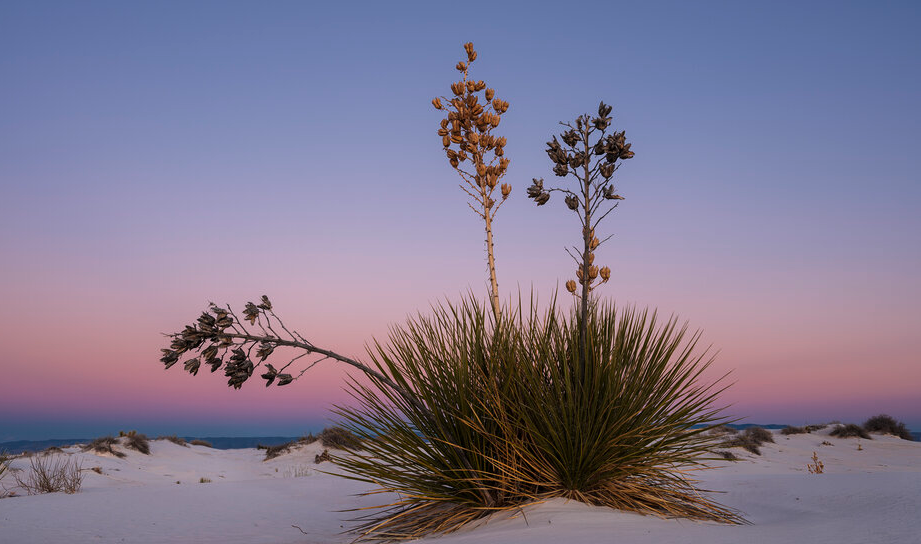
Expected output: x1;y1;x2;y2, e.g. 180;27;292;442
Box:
432;42;511;320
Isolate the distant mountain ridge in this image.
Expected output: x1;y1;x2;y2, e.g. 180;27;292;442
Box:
0;436;301;455
3;426;919;454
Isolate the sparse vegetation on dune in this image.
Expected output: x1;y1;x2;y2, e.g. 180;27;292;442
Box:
124;434;150;455
719;427;774;455
157;435;188;447
318;427;361;450
781;423;828;435
83;437;125;458
863;414;912;440
189;439;212;448
830;424;871;440
261;442;295;461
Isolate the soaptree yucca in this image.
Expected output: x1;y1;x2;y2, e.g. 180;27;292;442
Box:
331;296;742;540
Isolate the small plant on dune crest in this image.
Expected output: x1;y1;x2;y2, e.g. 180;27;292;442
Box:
318;426;361;450
199;477;211;483
262;442;295;461
781;425;806;435
314;449;331;464
807;452;824;474
830;424;871;440
719;427;774;455
432;42;511;320
157;435;188;447
189;439;212;448
863;414;912;440
83;436;125;458
123;433;150;455
13;454;83;495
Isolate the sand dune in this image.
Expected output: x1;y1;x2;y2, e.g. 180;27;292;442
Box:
1;428;918;543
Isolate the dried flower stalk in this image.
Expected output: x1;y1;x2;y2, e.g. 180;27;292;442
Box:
433;42;510;320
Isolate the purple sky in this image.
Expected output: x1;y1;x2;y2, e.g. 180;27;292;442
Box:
1;1;919;441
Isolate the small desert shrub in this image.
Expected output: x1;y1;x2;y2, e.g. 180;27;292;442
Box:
83;436;125;458
90;466;103;474
13;455;83;494
189;439;212;447
781;426;807;435
708;425;739;436
805;424;827;432
262;441;295;460
335;298;742;540
299;433;317;444
199;477;211;483
863;414;912;440
830;424;871;440
714;450;739;461
123;433;150;455
318;426;361;450
807;452;824;474
157;435;188;447
42;446;64;455
314;449;332;464
118;430;139;437
720;427;774;455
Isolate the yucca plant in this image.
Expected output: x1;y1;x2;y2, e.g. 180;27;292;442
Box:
332;295;742;541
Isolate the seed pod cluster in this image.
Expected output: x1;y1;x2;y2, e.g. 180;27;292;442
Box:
528;101;634;298
433;42;511;212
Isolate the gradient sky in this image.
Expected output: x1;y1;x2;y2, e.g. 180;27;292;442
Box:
1;1;919;441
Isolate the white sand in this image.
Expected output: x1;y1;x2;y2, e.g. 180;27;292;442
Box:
1;429;918;543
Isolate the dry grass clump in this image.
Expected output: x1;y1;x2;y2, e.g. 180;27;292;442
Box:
157;435;188;447
199;477;211;483
783;424;828;435
41;446;64;455
334;298;742;540
318;427;362;450
123;433;151;455
189;439;212;447
708;425;739;436
720;427;774;455
315;449;332;464
13;455;83;494
863;414;912;440
830;424;871;440
83;436;125;458
713;450;739;461
261;442;295;460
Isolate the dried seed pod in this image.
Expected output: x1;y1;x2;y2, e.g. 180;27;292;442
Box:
576;266;584;281
565;280;577;294
467;50;477;62
450;157;459;168
565;194;579;210
468;132;479;144
466;80;475;92
475;80;485;90
527;178;544;198
440;118;449;129
456;61;467;72
590;237;600;250
589;265;599;280
451;134;463;144
535;192;549;205
485;88;495;101
553;163;568;177
451;82;465;95
496;136;506;148
437;128;448;137
600;266;611;283
499;158;510;171
464;42;474;54
600;163;615;178
432;97;443;109
501;183;511;199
